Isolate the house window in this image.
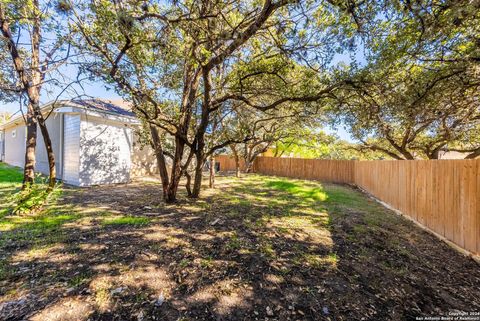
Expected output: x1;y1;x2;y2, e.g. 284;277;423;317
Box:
11;129;16;138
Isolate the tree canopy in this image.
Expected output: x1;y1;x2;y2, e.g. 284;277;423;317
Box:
329;0;480;159
2;0;477;201
66;0;359;201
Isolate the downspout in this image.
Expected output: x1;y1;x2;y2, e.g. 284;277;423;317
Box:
59;114;64;180
0;129;4;162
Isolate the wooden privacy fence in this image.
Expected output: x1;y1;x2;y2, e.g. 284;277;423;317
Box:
255;156;355;183
355;160;479;258
216;155;247;172
217;155;480;257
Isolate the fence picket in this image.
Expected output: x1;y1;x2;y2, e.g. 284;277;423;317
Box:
217;155;480;256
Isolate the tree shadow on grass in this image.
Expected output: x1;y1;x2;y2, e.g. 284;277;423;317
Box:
0;174;479;321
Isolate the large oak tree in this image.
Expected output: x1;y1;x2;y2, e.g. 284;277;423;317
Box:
70;0;351;202
330;0;480;159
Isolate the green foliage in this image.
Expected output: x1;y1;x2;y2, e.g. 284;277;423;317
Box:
69;0;480;166
69;0;356;196
330;0;480;159
272;128;335;158
0;163;61;215
331;61;480;159
9;176;62;214
269;128;385;160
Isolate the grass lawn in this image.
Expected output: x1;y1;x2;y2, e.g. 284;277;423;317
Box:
0;164;479;320
0;162;23;217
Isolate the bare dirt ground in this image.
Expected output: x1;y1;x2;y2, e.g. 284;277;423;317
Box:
1;174;479;321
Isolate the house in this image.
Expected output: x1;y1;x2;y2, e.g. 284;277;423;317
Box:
0;99;158;186
437;150;473;159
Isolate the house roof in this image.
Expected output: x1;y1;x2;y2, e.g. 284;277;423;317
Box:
69;99;135;117
0;99;137;129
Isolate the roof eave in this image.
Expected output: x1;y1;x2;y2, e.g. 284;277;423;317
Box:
0;100;139;129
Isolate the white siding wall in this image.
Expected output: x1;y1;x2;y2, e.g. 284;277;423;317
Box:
62;114;81;185
4;123;26;168
36;114;63;178
79;115;132;186
131;131;159;177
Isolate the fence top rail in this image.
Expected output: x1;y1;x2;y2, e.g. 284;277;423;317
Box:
353;159;480;163
255;156;479;163
256;156;355;162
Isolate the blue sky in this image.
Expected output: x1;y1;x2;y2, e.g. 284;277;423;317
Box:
0;76;355;142
0;72;122;117
0;54;358;142
324;125;353;141
0;1;367;143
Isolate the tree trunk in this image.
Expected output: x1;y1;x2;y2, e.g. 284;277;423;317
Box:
209;154;215;188
149;125;170;200
465;148;480;159
185;171;192;196
428;147;441;160
191;150;204;198
191;68;212;198
231;145;241;178
37;114;56;190
165;64;200;202
1;5;43;189
244;145;254;173
235;160;241;177
22;108;37;189
244;144;270;173
245;159;254;173
395;146;415;160
166;135;186;203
